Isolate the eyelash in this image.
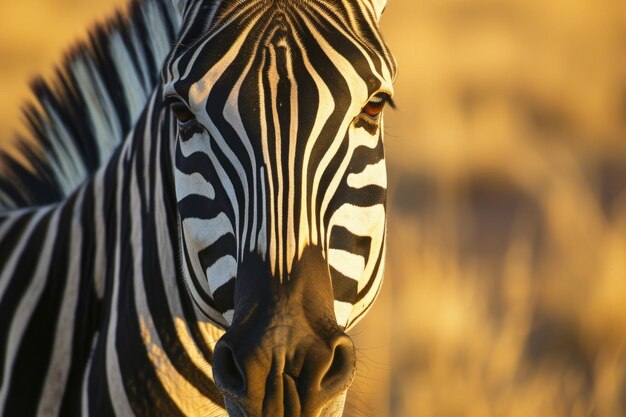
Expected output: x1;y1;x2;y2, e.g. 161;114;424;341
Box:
362;93;394;119
355;92;394;132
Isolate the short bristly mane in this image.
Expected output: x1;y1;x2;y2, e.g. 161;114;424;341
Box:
0;0;181;211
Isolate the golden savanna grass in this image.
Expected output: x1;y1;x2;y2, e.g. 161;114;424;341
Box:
1;1;625;416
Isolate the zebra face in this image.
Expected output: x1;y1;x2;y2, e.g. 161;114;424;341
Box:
163;0;395;415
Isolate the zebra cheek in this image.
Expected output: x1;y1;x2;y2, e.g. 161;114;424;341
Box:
334;301;353;329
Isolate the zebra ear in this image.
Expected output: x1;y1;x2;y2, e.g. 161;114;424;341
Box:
370;0;388;20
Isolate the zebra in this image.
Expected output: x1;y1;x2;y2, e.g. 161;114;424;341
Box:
0;0;396;416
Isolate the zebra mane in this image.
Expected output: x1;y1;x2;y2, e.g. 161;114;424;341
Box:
0;0;182;211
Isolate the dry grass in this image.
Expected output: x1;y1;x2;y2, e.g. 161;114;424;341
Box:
1;1;625;416
349;1;626;416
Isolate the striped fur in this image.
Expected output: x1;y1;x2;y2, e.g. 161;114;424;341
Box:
0;0;180;210
0;0;396;415
163;0;396;330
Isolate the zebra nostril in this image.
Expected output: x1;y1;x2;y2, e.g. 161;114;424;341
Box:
213;342;246;395
321;336;356;392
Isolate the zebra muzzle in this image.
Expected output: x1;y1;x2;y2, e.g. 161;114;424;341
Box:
212;247;357;417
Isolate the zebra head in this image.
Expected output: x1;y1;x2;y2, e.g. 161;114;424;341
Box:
162;0;396;415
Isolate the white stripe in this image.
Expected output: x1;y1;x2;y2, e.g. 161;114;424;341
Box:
110;32;146;117
181;212;234;318
223;54;258;258
334;301;353;328
0;214;17;242
71;57;122;163
328;248;365;281
129;25;152;93
179;129;241;263
92;169;107;299
182;213;234;249
155;129;227;344
347;242;386;329
305;24;369;247
347;160;387;189
267;42;284;279
223;310;235;325
37;190;85;417
175;171;216;201
105;142;135;417
257;167;268;258
81;331;99;417
329;203;386;292
257;52;278;276
314;3;394;93
290;33;335;251
178;215;229;328
43;103;87;194
142;0;179;65
0;207;60;409
129;162;215;414
206;257;237;295
143;93;159;210
178;131;210;158
285;39;299;274
0;207;51;312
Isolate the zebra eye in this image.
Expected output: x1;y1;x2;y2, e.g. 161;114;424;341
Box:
166;98;195;124
362;93;393;120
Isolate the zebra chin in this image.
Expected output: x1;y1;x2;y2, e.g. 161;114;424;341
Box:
211;246;357;417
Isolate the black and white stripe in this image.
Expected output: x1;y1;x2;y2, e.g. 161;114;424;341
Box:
163;0;396;329
0;0;396;415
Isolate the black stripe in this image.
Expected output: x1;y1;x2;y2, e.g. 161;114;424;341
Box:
355;233;385;304
303;5;383;94
115;276;185;416
330;266;359;304
329;225;372;264
4;196;76;416
113;152;184;417
320;134;350;226
176;194;220;220
344;184;386;208
60;182;103;416
141;201;220;403
212;278;236;313
0;214;31;271
175;144;214;183
348;137;385;177
181;229;222;314
87;149;122;417
0;212;52;389
198;233;238;275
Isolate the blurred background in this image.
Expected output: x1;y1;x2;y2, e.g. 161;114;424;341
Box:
1;0;625;416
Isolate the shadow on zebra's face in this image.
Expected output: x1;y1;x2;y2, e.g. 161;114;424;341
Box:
162;0;396;415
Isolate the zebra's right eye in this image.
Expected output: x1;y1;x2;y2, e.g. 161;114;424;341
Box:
166;98;196;124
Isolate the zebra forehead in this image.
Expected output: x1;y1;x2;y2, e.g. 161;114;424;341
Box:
162;0;396;89
175;0;390;27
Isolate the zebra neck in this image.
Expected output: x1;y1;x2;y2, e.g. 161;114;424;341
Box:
81;93;225;415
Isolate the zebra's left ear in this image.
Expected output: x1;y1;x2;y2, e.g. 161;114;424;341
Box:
370;0;388;21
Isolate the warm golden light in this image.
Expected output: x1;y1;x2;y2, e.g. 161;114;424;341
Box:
1;1;625;416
